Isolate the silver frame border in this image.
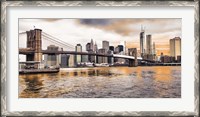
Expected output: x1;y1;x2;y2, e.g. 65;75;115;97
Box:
1;0;199;116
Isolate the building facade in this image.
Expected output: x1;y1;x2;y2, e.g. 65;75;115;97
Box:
140;28;145;56
102;41;109;52
98;48;107;63
170;37;181;60
146;34;152;55
75;44;82;64
45;45;59;67
61;54;70;68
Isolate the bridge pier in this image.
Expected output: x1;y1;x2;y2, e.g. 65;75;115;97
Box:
26;29;42;68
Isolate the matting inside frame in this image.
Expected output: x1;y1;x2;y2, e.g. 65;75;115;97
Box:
6;6;194;111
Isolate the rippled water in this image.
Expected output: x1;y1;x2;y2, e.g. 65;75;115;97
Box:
19;66;181;98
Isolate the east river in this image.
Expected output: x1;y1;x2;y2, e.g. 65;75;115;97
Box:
19;66;181;98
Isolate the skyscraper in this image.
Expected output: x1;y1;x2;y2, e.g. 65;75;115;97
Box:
61;54;70;68
102;41;109;52
118;45;124;53
86;43;91;51
109;46;114;51
120;41;126;55
140;26;145;56
170;37;181;60
90;39;94;51
94;41;98;53
98;48;107;63
153;42;156;55
75;44;82;64
146;34;152;54
45;45;59;66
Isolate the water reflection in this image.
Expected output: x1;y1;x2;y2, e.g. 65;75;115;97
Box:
19;66;181;98
20;75;44;98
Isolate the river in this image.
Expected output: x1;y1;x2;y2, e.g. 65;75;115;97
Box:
19;66;181;98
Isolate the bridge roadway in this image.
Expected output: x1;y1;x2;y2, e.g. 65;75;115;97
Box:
19;49;142;60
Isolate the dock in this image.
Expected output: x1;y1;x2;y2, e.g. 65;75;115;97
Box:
19;68;59;74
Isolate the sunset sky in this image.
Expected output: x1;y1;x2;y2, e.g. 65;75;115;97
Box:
19;18;181;55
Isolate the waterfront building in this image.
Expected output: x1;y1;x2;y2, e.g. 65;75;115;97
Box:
98;48;107;63
82;55;89;62
160;55;176;63
140;26;145;56
102;41;109;52
68;55;75;67
177;55;181;63
160;55;170;63
75;44;82;64
146;34;152;55
107;50;114;64
61;54;70;68
170;37;181;60
45;45;59;67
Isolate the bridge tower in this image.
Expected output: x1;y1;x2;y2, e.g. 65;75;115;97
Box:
26;29;42;63
128;48;137;67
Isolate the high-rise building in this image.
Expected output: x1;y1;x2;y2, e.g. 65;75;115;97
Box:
152;42;156;60
120;41;126;55
170;37;181;60
102;41;109;51
82;55;88;62
94;42;98;53
68;55;75;67
45;45;59;66
118;45;124;53
98;48;107;63
109;46;114;51
146;34;152;54
61;54;70;68
153;42;156;55
90;39;94;51
75;44;82;64
140;26;145;56
86;43;91;51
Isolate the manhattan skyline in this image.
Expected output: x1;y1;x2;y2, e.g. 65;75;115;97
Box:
19;18;181;55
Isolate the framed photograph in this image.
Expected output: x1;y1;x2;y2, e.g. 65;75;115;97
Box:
1;0;199;116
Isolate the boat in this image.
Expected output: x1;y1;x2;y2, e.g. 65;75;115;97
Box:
94;63;109;67
85;62;94;67
19;68;59;74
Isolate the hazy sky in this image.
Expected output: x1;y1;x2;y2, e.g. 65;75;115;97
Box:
19;18;181;55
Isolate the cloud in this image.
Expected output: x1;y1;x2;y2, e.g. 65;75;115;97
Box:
39;19;63;22
79;19;112;26
19;18;181;56
77;19;181;38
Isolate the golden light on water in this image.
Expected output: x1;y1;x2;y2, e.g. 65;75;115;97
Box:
19;66;181;98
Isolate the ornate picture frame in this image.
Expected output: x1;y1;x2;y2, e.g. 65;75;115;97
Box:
1;0;199;116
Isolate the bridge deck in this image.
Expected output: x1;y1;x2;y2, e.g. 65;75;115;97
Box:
19;49;142;60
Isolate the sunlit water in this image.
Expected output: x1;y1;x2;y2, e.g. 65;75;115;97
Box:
19;66;181;98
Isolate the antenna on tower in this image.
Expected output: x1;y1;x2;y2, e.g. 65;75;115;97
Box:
141;25;145;32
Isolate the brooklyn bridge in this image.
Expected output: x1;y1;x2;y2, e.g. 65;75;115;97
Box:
19;28;145;69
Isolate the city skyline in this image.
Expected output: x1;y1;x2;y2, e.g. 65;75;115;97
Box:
19;18;181;55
